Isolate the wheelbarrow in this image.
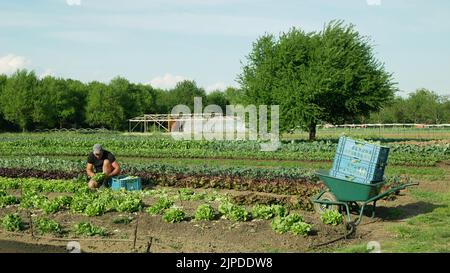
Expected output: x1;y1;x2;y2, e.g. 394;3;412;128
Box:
311;170;419;226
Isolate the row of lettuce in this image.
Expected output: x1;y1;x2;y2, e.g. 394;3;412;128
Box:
0;157;413;206
0;157;322;208
0;133;448;166
0;177;342;237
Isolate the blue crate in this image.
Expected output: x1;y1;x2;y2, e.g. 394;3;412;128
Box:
335;136;389;166
330;154;385;184
329;170;384;184
110;175;142;191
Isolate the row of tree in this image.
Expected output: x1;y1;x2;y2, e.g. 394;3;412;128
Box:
0;69;448;133
0;70;242;132
367;89;450;124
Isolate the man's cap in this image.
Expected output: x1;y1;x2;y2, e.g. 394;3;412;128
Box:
93;144;103;154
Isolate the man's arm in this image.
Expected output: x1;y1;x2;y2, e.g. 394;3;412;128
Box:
109;161;121;177
86;163;95;178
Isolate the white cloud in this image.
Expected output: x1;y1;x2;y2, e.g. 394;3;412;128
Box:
0;54;29;75
206;82;228;93
66;0;81;6
149;73;189;89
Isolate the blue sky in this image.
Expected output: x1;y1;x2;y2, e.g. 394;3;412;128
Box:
0;0;449;95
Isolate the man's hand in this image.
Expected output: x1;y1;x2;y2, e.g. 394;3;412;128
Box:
88;179;99;189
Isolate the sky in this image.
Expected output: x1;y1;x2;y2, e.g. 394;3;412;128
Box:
0;0;449;95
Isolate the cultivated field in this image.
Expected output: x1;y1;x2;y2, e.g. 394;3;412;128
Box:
0;131;449;253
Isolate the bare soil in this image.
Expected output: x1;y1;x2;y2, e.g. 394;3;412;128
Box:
0;239;66;253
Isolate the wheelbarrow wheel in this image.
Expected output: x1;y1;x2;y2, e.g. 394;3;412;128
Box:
314;191;339;214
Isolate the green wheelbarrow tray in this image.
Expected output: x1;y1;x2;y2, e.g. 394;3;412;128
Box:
311;170;419;226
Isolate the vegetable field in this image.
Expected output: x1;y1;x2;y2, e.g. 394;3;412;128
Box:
0;132;449;253
0;132;449;166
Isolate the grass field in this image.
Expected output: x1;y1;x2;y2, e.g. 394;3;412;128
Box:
337;187;450;253
284;127;450;140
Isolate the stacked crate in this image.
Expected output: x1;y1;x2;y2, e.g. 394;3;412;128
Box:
329;136;390;184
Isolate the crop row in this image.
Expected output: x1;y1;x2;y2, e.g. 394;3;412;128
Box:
1;133;448;154
0;156;415;193
0;177;224;216
0;169;321;209
0;133;448;166
0;177;321;237
0;156;317;180
0;157;322;200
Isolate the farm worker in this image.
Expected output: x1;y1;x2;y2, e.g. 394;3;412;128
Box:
86;144;121;189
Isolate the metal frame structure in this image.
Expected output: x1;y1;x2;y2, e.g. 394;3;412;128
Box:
128;113;238;133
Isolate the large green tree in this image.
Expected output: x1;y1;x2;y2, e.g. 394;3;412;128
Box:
65;79;88;128
0;70;39;131
134;83;158;115
109;77;135;120
154;88;172;114
405;89;442;124
85;81;125;130
223;87;246;105
152;81;206;114
0;75;6;89
31;76;89;129
170;80;207;111
441;98;450;123
369;97;409;124
32;76;58;128
239;21;396;140
206;91;230;112
0;74;17;131
109;77;157;122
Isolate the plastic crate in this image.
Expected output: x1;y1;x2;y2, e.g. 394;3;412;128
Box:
330;154;385;184
335;136;390;166
110;175;142;191
328;171;384;185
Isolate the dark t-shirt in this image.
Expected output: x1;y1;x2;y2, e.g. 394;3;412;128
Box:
87;150;116;172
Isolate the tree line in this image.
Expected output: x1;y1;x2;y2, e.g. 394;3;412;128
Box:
0;70;243;132
0;69;448;133
367;89;450;124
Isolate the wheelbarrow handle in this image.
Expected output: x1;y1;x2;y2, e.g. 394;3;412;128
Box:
367;182;419;203
386;182;419;193
397;182;420;190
